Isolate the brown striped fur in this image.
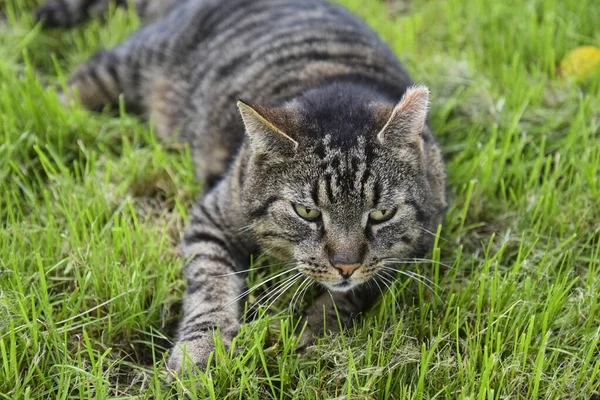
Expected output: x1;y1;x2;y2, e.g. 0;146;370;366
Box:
36;0;447;373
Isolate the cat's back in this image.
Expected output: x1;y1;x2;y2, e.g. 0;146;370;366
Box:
170;0;412;107
153;0;414;183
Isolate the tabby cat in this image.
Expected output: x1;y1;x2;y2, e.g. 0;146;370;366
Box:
35;0;447;372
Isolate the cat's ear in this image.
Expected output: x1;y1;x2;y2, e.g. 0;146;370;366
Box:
376;85;429;150
237;100;298;160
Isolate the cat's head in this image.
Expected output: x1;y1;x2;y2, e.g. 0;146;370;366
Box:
239;84;446;292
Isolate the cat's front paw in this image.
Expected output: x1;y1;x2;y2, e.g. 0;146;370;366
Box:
296;290;368;351
166;325;238;376
167;334;217;375
296;319;320;352
296;298;341;351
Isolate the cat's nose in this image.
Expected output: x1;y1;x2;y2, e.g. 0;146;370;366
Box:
327;241;366;277
333;263;361;277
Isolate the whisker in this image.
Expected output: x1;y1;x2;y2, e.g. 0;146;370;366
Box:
261;275;303;317
377;267;396;282
410;257;453;268
297;280;314;314
251;272;301;308
288;277;306;313
380;267;444;304
379;266;439;288
289;277;311;313
417;226;448;242
223;267;299;308
375;272;401;309
251;245;278;263
236;225;253;233
383;257;453;269
239;275;299;322
215;261;296;277
254;260;298;269
288;280;303;314
376;271;396;293
251;273;302;319
244;273;302;319
371;276;386;302
381;267;443;303
403;271;444;304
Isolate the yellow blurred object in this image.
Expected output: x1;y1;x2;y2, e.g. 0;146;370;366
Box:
559;46;600;80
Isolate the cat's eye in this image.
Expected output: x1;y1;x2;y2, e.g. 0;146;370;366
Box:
369;209;396;223
293;204;322;221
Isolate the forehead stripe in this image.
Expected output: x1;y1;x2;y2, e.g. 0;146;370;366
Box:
311;180;320;205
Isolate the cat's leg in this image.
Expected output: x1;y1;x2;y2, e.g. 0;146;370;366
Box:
59;41;166;114
34;0;176;27
299;285;379;347
54;1;197;124
60;48;130;110
60;24;175;116
167;177;253;373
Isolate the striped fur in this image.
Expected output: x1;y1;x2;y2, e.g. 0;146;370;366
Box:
35;0;174;27
38;0;448;372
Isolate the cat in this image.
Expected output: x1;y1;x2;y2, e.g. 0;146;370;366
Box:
34;0;447;373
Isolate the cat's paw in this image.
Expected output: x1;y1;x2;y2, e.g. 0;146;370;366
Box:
295;305;337;352
296;290;362;351
296;320;320;352
166;334;216;376
166;326;238;377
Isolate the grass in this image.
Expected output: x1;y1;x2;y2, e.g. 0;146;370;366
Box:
1;0;599;398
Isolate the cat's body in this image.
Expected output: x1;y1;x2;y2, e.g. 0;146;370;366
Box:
36;0;447;372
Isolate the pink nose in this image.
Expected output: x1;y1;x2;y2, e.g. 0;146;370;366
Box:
334;263;361;276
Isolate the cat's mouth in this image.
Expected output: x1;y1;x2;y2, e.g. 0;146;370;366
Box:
329;280;353;291
297;262;369;292
322;277;364;292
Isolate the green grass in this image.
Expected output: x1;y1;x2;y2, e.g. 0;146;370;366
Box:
1;0;599;397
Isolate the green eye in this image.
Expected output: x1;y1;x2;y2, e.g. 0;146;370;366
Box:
369;209;395;223
293;204;322;221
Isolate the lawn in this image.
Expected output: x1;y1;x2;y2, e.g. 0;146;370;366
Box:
1;0;599;398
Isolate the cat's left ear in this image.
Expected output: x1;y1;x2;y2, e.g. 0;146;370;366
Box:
237;100;298;160
376;85;429;150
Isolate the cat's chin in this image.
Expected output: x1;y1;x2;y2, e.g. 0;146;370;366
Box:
322;280;362;293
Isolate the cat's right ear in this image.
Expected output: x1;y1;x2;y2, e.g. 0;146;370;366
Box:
376;85;429;150
237;101;298;160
